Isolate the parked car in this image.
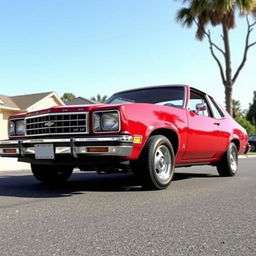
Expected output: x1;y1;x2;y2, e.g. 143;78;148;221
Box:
249;135;256;152
0;85;249;189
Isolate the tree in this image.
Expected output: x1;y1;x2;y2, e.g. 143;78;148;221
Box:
232;99;256;135
90;94;108;103
232;99;243;118
61;93;76;103
247;90;256;126
235;116;256;135
176;0;256;116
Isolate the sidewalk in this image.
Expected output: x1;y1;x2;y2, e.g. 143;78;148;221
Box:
0;157;30;172
239;154;256;158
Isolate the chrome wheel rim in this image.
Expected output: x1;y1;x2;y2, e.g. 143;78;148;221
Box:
153;145;172;183
230;147;238;172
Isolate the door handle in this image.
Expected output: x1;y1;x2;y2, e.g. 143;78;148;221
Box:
214;122;220;126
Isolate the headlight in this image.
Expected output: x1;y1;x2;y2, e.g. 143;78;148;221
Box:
8;121;16;136
16;120;25;136
93;111;120;132
8;119;25;136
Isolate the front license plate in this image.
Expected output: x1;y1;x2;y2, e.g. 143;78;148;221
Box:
35;144;54;159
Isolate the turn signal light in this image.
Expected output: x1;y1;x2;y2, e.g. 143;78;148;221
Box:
3;148;18;154
87;147;109;153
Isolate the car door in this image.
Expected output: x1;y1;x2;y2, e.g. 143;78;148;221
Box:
182;89;222;160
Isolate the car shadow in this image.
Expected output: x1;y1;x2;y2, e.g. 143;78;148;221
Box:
0;171;219;198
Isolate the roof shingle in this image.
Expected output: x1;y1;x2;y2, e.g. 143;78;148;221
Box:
0;92;55;110
10;92;54;109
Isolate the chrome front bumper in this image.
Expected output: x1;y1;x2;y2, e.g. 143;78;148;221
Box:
0;135;133;158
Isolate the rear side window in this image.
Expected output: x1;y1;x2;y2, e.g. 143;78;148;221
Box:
208;97;225;119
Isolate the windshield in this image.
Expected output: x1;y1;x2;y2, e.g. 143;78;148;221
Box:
106;86;185;108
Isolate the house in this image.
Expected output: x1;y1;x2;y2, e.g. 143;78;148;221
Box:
0;92;64;139
65;97;95;105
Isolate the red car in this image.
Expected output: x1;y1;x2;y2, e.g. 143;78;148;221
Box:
0;85;249;189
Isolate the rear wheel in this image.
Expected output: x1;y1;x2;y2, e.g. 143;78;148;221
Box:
135;135;175;190
31;164;73;185
217;142;238;177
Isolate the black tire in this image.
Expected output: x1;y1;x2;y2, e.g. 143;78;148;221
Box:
31;164;73;185
134;135;175;190
217;142;238;177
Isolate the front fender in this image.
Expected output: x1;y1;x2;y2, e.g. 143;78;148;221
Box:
120;104;188;160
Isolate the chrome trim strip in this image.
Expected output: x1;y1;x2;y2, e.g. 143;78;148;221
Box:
21;147;72;155
0;135;133;145
56;147;71;154
23;139;71;144
0;140;19;145
1;146;132;157
0;136;133;157
74;135;133;142
9;117;25;121
25;112;89;119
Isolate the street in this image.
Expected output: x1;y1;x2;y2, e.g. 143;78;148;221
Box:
0;158;255;256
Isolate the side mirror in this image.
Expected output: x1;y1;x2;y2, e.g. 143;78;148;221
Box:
196;103;207;113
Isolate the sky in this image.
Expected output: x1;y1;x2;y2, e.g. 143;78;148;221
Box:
0;0;255;110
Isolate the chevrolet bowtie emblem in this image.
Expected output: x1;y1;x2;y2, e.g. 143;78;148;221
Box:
44;121;55;127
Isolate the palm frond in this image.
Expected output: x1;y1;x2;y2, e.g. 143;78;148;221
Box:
190;0;209;15
176;8;195;27
177;0;256;38
236;0;256;13
91;94;108;103
213;0;234;13
252;6;256;16
209;10;223;25
195;11;209;40
222;11;235;28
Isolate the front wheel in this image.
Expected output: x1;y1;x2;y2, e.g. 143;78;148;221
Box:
134;135;175;190
217;142;238;177
31;164;73;185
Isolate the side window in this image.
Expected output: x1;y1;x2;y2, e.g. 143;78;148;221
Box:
208;97;225;119
188;91;210;117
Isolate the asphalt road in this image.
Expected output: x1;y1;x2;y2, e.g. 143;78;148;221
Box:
0;158;255;256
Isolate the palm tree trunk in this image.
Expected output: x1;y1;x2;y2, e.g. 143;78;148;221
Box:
222;24;233;116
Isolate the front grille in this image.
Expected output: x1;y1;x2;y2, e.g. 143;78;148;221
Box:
26;112;88;136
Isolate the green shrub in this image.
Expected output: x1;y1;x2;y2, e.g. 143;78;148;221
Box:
235;116;256;135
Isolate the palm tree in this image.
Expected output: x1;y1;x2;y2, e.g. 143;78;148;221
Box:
90;94;108;103
176;0;256;116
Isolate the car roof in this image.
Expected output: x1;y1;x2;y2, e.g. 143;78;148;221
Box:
112;84;209;97
112;84;188;94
